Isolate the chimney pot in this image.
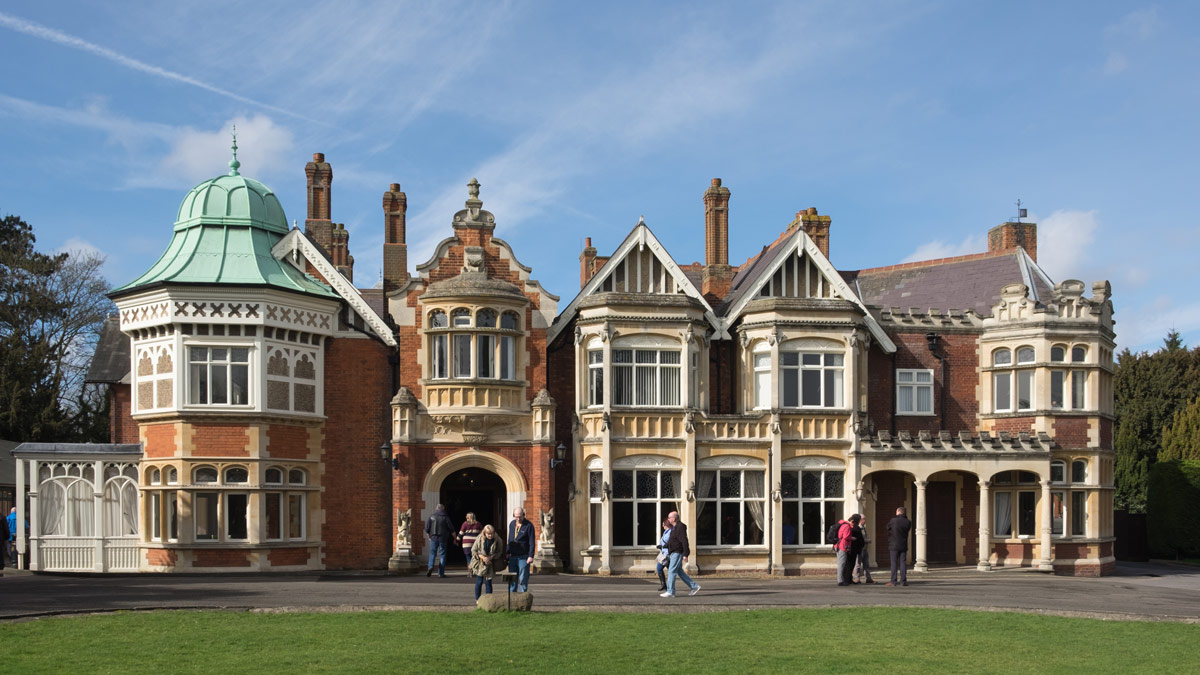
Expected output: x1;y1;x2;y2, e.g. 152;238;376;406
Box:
390;183;401;192
807;207;818;215
711;178;722;187
585;237;592;247
313;152;324;162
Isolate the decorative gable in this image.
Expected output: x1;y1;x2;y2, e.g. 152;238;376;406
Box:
755;245;844;300
549;220;720;344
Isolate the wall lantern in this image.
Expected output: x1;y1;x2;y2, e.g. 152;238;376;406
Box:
550;442;567;469
380;442;400;471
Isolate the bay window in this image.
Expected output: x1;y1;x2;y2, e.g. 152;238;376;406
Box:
611;469;681;547
781;351;843;408
188;346;250;405
696;468;766;546
1050;459;1089;538
587;350;603;407
992;347;1034;412
753;351;771;409
612;348;681;407
781;467;844;546
427;307;522;381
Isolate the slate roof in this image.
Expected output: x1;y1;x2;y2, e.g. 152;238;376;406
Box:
85;317;130;384
842;250;1053;317
358;288;386;320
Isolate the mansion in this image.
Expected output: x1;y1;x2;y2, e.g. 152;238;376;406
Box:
11;149;1116;577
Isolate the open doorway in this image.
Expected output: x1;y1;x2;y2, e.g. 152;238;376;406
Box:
439;467;506;568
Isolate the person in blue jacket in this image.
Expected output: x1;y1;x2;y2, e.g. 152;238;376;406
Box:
506;507;536;592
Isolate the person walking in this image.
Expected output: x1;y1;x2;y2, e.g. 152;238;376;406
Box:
660;511;700;598
506;507;535;592
458;512;483;566
425;504;455;578
469;524;505;601
887;506;912;587
835;514;857;586
655;518;672;592
853;515;875;584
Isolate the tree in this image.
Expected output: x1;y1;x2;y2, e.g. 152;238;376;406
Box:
0;214;112;442
1113;337;1200;512
1161;397;1200;461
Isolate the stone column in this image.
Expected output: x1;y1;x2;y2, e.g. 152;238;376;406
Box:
769;416;782;575
18;457;29;569
977;480;992;571
1038;479;1054;571
914;479;928;572
599;328;613;575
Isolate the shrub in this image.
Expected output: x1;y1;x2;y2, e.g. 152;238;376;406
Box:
1147;460;1200;558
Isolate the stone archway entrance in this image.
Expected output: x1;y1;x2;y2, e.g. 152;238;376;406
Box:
439;467;506;567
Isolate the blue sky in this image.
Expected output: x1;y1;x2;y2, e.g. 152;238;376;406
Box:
1;2;1197;353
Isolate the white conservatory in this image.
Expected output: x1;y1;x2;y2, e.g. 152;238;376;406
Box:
11;443;142;572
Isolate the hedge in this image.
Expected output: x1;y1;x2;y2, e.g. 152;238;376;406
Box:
1147;460;1200;558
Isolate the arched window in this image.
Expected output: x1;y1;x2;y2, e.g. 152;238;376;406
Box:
166;467;178;485
265;467;284;485
429;310;447;328
1051;345;1066;362
1071;346;1087;362
104;474;138;537
992;348;1032;412
1050;460;1066;483
477;309;497;327
194;467;218;484
429;310;449;378
992;349;1012;366
500;311;519;330
1016;347;1035;364
225;467;249;483
451;308;472;327
148;468;161;485
1071;459;1087;483
288;469;307;486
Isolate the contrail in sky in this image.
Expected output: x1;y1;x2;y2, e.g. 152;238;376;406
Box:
0;11;318;124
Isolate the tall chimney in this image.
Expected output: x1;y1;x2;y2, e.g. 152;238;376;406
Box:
702;178;733;301
579;236;598;288
988;221;1038;262
331;223;354;281
800;207;831;260
305;152;334;254
382;183;408;294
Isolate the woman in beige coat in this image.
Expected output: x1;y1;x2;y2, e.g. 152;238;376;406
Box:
469;524;506;600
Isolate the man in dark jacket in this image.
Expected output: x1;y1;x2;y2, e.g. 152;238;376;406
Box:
425;504;455;578
507;507;536;592
887;506;912;586
661;511;700;598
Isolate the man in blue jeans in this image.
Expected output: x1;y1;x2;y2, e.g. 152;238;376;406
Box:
507;507;535;592
425;504;454;578
661;510;700;598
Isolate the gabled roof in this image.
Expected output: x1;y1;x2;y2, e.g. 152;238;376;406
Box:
272;230;397;347
842;249;1054;317
720;228;896;352
85;317;130;384
549;221;720;345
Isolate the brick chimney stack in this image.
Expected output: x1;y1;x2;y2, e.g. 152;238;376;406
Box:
702;178;734;301
800;207;832;260
579;236;598;288
382;183;408;294
988;221;1038;262
330;223;354;281
305;153;334;254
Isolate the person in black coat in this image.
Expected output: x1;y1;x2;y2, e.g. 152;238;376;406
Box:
425;504;455;577
887;506;912;586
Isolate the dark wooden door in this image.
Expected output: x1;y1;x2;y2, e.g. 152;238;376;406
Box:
926;481;957;564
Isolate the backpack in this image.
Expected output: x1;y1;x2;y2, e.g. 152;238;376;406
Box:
826;521;843;546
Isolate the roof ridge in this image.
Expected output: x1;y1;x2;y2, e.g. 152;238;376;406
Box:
849;249;1015;276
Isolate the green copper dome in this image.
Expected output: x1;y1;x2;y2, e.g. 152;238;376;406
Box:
110;146;336;299
173;173;289;234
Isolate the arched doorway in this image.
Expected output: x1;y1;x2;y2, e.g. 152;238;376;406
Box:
439;467;506;567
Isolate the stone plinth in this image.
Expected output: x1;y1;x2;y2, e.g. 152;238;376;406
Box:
387;547;421;575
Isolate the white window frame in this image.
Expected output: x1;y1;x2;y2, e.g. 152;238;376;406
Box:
780;349;844;409
187;344;252;407
611;347;682;408
587;350;604;407
896;369;934;415
753;349;771;410
587;468;603;548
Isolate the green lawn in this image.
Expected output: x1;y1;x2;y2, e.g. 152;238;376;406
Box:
4;608;1198;674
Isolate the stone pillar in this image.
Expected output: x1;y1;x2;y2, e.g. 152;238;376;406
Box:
977;480;992;571
769;415;783;575
914;479;928;572
93;459;105;572
599;328;613;575
18;457;29;569
1038;480;1054;571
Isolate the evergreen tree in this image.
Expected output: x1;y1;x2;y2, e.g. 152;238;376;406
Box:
1161;397;1200;461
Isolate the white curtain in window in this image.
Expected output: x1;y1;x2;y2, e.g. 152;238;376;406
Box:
695;471;715;520
122;481;138;535
994;492;1012;536
40;481;65;536
67;479;94;537
659;362;680;406
104;481;123;536
744;471;765;533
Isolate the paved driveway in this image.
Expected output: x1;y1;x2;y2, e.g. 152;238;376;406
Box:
2;562;1198;622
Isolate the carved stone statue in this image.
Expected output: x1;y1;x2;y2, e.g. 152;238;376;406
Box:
396;508;412;548
539;508;555;544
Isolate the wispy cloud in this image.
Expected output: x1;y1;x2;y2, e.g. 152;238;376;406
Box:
156;115;295;186
1037;209;1099;281
0;93;174;147
0;11;315;123
1101;7;1161;76
899;233;987;264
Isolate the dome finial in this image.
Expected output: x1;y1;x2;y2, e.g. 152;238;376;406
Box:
228;124;241;176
